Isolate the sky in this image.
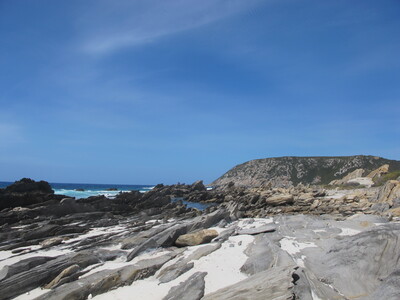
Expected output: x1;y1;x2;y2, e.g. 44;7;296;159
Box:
0;0;399;184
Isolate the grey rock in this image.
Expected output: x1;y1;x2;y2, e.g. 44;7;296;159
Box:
186;243;221;261
370;202;390;212
35;252;178;300
240;233;294;275
236;224;276;235
126;238;158;261
213;227;236;243
163;272;207;300
366;269;400;300
0;250;117;300
203;266;294;300
191;180;206;192
158;261;194;283
0;256;55;282
44;264;81;289
303;223;400;299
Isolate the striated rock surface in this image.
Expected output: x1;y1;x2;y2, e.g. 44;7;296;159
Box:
203;266;294;300
3;177;400;299
367;164;390;180
329;168;365;185
373;180;400;205
163;272;207;300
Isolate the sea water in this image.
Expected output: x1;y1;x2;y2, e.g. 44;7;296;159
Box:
0;181;154;199
0;182;213;210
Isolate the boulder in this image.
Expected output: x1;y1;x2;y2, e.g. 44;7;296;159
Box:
265;194;294;206
3;178;53;194
44;264;80;289
40;237;65;248
175;229;219;247
191;180;206;192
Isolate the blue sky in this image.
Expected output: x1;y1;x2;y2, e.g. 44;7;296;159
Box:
1;0;399;184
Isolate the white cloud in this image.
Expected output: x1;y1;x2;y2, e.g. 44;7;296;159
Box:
77;0;261;55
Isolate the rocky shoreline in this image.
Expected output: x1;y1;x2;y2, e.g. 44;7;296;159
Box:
1;177;400;299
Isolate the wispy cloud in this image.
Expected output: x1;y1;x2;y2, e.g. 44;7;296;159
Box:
77;0;261;55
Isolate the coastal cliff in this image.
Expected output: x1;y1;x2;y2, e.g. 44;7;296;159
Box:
212;155;400;187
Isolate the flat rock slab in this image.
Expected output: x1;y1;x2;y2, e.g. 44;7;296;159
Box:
203;266;294;300
35;252;178;300
236;224;276;235
163;272;207;300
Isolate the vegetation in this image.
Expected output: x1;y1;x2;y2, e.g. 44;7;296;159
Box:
373;171;400;186
213;155;400;187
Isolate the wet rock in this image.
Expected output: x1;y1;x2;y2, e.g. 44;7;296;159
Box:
163;272;207;300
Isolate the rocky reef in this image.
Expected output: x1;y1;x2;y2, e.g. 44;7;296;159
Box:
1;174;400;299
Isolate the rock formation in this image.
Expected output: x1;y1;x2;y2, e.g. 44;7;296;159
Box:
1;173;400;299
212;155;400;187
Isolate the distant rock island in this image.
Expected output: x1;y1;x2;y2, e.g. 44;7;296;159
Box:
212;155;400;187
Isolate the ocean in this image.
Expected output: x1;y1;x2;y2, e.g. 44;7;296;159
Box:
0;181;212;210
0;181;154;199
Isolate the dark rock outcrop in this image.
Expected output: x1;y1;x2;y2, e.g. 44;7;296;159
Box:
0;178;61;210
